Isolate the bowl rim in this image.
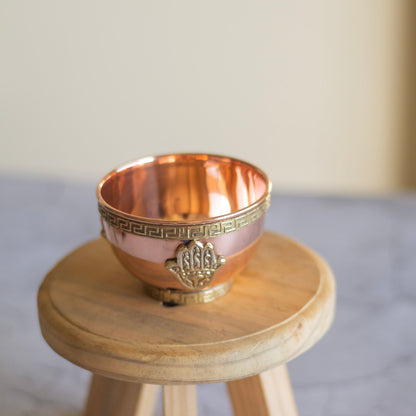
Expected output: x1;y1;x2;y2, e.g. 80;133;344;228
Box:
96;153;272;226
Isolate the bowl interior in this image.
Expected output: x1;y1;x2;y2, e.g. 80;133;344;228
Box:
99;154;269;221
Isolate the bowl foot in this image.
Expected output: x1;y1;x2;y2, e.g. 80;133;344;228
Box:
144;280;233;305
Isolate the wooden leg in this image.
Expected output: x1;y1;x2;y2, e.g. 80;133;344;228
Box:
84;374;159;416
226;365;298;416
163;385;197;416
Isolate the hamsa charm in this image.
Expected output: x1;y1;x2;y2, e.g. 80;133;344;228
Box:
165;240;226;290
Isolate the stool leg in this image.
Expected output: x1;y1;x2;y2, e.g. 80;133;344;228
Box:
84;374;159;416
163;385;197;416
226;365;298;416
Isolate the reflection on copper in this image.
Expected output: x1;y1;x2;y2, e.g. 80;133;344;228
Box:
111;237;261;290
97;154;271;304
98;154;270;223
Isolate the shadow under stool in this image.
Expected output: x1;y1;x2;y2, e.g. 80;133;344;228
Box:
37;232;335;416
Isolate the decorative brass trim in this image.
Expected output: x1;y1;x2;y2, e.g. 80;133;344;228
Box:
165;240;226;289
98;195;270;240
144;280;233;305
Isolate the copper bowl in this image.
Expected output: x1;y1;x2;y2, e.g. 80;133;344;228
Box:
97;154;271;304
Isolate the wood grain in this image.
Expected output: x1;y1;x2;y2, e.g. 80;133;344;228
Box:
84;374;159;416
37;231;335;384
227;365;298;416
163;385;197;416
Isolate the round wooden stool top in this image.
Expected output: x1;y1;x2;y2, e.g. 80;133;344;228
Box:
37;231;335;385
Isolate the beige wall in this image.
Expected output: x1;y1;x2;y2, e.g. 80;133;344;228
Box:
1;1;414;193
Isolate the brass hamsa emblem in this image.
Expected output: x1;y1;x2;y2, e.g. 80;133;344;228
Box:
165;240;226;290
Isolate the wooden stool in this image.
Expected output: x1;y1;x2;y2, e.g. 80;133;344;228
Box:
37;231;335;416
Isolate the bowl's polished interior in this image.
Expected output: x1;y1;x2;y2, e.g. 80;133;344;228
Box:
100;154;269;222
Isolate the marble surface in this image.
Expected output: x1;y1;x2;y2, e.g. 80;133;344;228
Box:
1;176;415;416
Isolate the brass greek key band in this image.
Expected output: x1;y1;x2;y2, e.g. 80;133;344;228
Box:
98;195;270;240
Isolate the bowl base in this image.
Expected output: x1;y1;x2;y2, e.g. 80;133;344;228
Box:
144;280;233;305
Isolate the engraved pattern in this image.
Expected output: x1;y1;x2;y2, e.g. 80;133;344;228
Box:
165;240;226;289
98;196;270;240
144;281;233;305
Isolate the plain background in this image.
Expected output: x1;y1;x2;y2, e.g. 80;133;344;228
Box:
1;0;415;193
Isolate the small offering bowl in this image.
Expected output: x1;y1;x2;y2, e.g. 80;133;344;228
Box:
97;154;271;304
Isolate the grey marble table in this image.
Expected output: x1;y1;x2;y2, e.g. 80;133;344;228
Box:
1;176;415;416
